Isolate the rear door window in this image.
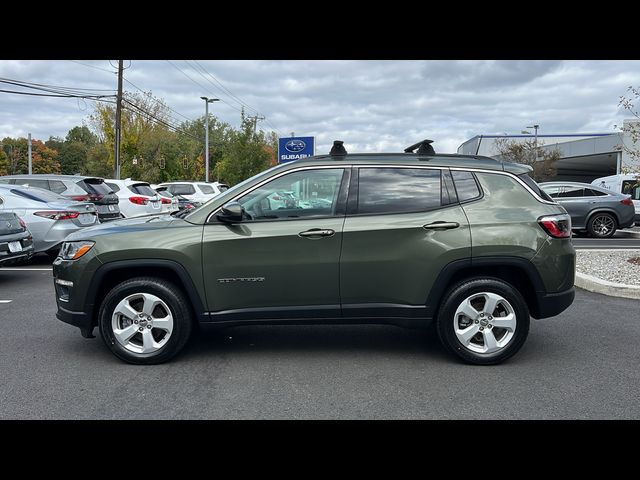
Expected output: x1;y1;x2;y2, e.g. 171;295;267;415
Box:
556;186;584;198
357;168;441;215
15;179;50;190
584;188;608;197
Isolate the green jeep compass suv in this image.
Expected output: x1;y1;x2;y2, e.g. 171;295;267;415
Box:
53;140;575;365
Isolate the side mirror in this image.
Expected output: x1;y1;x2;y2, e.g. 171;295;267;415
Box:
217;201;244;224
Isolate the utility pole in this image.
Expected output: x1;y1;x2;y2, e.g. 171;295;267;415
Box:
248;114;265;137
27;133;32;174
114;60;124;179
201;97;219;182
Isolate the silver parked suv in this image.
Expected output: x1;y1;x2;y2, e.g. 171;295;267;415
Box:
0;174;121;222
539;181;635;238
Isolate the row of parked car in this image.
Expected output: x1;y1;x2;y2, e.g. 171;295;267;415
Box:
0;174;229;265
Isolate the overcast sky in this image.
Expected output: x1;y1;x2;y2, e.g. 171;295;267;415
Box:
0;60;638;154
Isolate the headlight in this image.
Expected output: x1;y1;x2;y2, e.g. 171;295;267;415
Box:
60;241;95;260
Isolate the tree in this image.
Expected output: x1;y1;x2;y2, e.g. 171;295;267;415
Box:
494;138;560;182
0;149;8;176
617;86;640;174
213;111;273;185
0;137;60;174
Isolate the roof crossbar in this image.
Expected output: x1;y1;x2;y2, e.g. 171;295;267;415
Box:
404;139;435;155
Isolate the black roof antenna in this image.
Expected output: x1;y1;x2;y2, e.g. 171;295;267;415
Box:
404;139;435;155
330;140;347;156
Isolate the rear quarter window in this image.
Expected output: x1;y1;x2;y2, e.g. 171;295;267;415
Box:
518;174;553;201
451;171;481;202
198;184;215;194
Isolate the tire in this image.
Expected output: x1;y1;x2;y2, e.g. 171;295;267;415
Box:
98;277;193;364
587;213;617;238
435;277;530;365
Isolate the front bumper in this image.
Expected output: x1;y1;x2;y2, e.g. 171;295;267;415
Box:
56;305;95;338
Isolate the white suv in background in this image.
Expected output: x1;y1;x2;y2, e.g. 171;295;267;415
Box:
158;181;229;204
104;179;169;218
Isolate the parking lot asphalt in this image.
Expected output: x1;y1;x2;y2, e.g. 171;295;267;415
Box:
1;263;639;419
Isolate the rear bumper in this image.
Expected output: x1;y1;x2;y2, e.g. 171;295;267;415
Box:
532;287;575;319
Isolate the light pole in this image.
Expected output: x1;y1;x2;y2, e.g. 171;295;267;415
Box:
526;124;539;158
201;96;219;182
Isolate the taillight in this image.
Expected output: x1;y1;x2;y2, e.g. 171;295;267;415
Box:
18;218;27;229
71;195;90;201
184;203;194;209
621;197;633;206
34;211;80;221
160;197;172;204
538;214;572;238
129;196;149;205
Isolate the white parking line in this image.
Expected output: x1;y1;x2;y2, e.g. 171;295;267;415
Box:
0;268;52;271
0;300;12;304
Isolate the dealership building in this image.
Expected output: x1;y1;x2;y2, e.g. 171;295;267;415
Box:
457;119;640;182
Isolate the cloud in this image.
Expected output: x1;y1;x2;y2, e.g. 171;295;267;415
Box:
1;60;639;156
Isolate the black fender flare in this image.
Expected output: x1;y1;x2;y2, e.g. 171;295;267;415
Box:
86;259;206;321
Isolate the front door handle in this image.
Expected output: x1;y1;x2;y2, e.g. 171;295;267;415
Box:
299;228;335;238
423;221;460;230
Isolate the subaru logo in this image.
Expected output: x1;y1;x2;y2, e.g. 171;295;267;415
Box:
285;139;306;152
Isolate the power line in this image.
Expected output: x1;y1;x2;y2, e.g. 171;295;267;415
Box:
189;60;262;116
174;60;283;136
166;60;245;115
122;98;202;142
0;88;115;101
68;60;115;74
122;77;194;125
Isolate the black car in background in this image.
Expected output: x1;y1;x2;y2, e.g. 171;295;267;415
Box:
0;212;34;265
0;174;121;222
539;181;636;238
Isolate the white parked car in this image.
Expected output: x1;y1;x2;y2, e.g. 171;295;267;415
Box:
157;181;229;204
104;179;168;218
591;173;640;225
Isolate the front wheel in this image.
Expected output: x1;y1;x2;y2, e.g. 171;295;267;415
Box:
436;278;530;365
98;277;193;364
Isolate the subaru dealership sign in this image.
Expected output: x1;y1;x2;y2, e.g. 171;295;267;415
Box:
278;136;315;163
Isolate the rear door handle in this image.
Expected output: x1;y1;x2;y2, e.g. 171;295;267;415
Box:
298;228;335;238
423;222;460;230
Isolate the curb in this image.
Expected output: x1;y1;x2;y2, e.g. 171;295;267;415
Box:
617;228;640;238
575;271;640;299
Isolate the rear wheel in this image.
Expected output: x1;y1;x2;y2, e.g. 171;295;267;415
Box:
587;213;617;238
98;277;193;364
436;278;530;365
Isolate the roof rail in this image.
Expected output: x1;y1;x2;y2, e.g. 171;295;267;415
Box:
404;139;435;155
329;140;347;156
